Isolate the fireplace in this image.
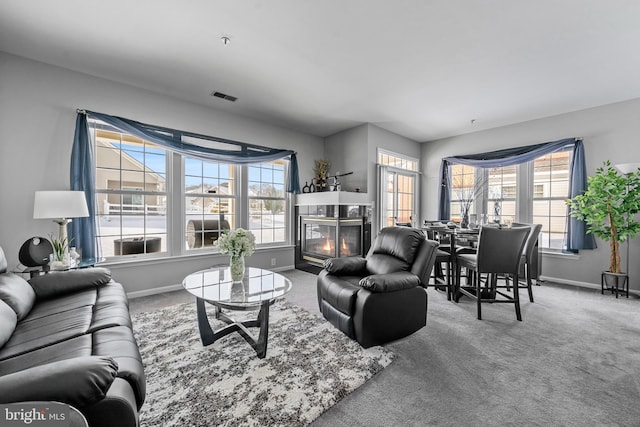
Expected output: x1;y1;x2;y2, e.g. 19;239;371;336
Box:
301;217;364;265
295;192;372;274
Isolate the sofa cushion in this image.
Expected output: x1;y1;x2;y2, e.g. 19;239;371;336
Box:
0;300;17;348
24;289;97;322
0;306;93;360
0;335;92;374
28;268;111;300
0;273;36;320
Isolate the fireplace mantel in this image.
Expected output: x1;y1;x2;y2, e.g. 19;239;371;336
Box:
295;191;371;206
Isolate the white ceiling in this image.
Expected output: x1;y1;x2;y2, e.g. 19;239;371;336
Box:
2;1;640;142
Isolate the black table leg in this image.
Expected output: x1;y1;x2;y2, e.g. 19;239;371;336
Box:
195;297;271;359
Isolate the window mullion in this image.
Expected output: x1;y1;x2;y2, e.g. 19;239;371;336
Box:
170;151;183;256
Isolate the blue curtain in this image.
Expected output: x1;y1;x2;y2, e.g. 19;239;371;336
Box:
69;114;98;260
438;160;451;221
84;111;300;178
437;137;593;250
566;140;596;251
70;110;302;259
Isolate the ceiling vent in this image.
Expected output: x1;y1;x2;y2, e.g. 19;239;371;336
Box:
211;91;238;102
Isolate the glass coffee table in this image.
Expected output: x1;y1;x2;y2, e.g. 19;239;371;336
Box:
182;267;292;358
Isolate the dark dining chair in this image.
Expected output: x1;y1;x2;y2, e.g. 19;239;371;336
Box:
510;222;542;302
454;226;529;321
424;227;454;300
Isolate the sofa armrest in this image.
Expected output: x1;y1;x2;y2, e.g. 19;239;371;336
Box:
359;271;422;293
28;268;111;300
0;356;118;407
323;256;367;276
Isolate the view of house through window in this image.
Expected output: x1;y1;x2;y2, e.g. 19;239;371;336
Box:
95;128;168;257
91;120;289;258
448;147;572;250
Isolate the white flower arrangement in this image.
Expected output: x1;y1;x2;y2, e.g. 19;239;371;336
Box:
215;228;256;258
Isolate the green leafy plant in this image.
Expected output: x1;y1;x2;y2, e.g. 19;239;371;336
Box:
50;234;72;262
566;160;640;273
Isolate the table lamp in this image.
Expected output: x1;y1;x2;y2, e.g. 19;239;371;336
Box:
33;190;90;245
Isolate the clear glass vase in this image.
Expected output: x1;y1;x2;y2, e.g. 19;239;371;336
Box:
229;255;245;282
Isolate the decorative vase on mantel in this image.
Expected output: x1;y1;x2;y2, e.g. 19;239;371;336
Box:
230;255;245;282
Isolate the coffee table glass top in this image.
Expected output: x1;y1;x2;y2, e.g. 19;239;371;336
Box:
182;267;292;306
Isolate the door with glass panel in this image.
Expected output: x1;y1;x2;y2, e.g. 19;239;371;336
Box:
379;166;417;228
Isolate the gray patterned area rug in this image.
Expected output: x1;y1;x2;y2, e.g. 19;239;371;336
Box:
132;299;394;426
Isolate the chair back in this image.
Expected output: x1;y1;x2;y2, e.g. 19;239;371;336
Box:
476;226;529;274
366;227;427;275
512;222;542;261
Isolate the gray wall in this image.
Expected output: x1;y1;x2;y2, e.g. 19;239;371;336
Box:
420;97;640;290
0;52;324;295
323;123;422;231
323;124;368;192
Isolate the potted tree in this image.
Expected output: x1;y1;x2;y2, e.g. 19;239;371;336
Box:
567;160;640;287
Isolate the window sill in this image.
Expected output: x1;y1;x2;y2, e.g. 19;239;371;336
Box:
99;244;295;268
541;250;580;260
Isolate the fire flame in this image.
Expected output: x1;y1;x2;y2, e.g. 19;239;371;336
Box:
341;238;350;255
322;237;334;252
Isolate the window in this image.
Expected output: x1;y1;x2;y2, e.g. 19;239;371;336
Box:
377;149;419;228
532;149;571;249
487;165;517;224
94;128;168;257
248;160;287;245
185;158;236;250
91;120;290;259
449;164;479;223
447;147;573;250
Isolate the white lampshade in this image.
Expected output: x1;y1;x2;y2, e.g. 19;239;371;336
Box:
33;191;89;219
614;163;640;175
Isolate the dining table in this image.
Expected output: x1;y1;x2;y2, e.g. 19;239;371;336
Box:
423;224;480;296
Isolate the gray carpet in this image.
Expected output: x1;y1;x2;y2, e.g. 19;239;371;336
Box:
130;271;640;426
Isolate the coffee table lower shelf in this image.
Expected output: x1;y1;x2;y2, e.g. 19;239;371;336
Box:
196;298;271;359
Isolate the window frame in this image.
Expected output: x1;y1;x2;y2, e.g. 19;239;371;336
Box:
447;146;573;251
90;119;291;261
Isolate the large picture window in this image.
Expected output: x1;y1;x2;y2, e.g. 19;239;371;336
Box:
90;120;290;259
447;148;572;250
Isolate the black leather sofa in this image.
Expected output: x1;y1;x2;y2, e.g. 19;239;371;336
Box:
0;245;145;427
317;227;437;348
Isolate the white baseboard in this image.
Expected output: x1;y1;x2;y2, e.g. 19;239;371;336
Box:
126;264;296;299
540;275;639;296
127;283;184;299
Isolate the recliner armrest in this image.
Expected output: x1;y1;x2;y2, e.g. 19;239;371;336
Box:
359;271;422;293
0;356;118;407
323;256;367;276
28;268;111;300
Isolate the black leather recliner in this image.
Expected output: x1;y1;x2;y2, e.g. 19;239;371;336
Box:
317;227;438;348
